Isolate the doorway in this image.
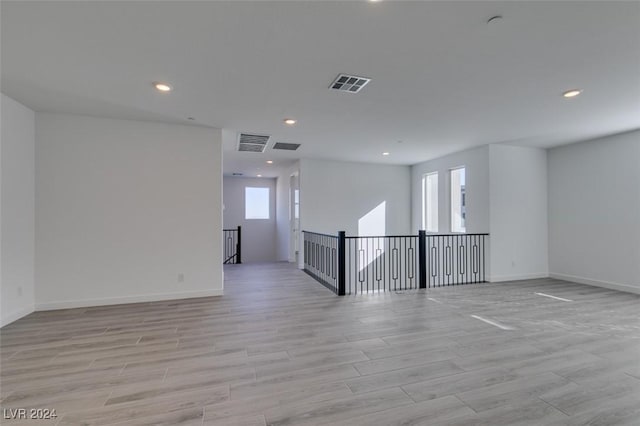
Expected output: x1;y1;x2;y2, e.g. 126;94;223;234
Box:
289;173;300;265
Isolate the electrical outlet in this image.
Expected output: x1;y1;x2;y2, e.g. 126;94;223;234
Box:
177;273;185;283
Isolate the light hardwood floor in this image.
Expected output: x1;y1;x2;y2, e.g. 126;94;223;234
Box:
1;263;639;425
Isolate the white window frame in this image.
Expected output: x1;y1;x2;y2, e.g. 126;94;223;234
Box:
245;187;270;220
422;172;438;232
450;166;466;233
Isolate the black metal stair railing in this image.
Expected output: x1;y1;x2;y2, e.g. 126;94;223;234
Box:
223;226;242;264
426;233;487;288
345;235;420;294
302;231;339;293
302;230;488;295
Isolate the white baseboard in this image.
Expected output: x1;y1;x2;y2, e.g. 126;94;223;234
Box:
549;273;640;295
35;289;224;311
1;305;35;328
489;272;549;283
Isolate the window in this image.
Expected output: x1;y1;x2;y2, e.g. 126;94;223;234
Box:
450;167;466;232
245;187;270;219
422;172;438;232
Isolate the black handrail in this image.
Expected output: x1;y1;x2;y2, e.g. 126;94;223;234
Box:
302;230;338;238
345;233;489;239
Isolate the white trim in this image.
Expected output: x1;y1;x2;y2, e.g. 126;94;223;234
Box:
489;272;549;282
35;289;223;311
1;305;35;328
549;273;640;295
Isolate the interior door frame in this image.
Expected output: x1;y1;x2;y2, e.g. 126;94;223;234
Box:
289;172;300;264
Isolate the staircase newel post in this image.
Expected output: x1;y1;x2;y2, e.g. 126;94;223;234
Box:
418;230;427;289
237;226;242;264
337;231;346;296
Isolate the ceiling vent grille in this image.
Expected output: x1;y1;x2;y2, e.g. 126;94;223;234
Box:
329;74;371;93
238;133;270;153
272;142;301;151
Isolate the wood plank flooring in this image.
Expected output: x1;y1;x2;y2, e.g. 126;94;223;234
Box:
1;263;639;425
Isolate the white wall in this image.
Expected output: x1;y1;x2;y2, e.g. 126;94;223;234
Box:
411;146;490;234
411;144;549;282
275;172;289;262
489;145;548;281
300;158;411;237
35;114;224;309
223;176;277;263
1;94;36;326
548;130;640;294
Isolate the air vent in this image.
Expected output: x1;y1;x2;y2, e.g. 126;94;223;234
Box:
329;74;371;93
272;142;301;151
238;133;270;153
232;172;243;176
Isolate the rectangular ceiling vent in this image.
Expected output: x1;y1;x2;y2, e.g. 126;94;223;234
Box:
272;142;301;151
238;133;270;153
329;74;371;93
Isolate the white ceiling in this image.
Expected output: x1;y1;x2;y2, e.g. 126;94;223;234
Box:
2;1;639;178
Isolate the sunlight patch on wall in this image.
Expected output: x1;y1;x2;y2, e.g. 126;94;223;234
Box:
358;201;386;237
357;201;386;272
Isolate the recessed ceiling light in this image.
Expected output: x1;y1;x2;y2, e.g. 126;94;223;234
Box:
153;82;172;92
562;89;583;98
257;174;262;177
266;160;273;164
382;152;390;156
283;118;297;126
